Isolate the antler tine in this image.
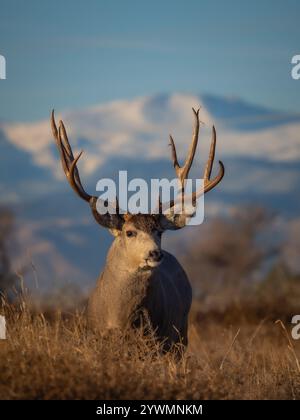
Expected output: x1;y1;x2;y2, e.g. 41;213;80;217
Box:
58;118;75;159
51;111;69;174
58;120;84;189
68;150;84;192
59;126;91;202
204;159;225;194
52;110;91;202
51;109;59;140
168;108;200;187
204;125;216;181
203;125;224;193
191;125;225;204
169;135;180;174
181;107;200;181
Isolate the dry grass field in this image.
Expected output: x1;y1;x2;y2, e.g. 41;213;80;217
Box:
1;207;300;400
1;300;300;400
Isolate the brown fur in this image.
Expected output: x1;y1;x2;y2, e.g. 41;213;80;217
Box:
124;214;161;232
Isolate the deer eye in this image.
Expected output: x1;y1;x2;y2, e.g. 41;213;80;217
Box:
126;230;136;238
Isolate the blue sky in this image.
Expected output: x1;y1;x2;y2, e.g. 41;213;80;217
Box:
0;0;300;121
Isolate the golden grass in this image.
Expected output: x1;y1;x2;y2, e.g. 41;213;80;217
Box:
1;303;300;400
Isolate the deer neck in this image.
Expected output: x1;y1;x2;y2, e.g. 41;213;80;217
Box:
100;237;153;328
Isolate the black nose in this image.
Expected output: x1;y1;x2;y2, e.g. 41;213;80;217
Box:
149;250;163;262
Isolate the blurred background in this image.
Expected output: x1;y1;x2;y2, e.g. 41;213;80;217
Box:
0;0;300;318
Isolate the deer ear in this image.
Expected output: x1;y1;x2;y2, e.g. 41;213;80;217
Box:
159;213;188;230
89;198;125;230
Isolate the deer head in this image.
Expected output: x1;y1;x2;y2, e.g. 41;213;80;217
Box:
51;108;224;269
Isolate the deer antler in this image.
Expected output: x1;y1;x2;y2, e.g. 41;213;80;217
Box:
51;110;92;202
169;108;224;198
160;108;225;229
169;107;200;188
51;110;124;231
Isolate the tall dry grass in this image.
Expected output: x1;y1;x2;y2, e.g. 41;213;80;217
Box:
1;205;300;399
1;300;300;400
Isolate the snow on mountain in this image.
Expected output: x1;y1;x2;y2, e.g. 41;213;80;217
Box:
2;93;300;186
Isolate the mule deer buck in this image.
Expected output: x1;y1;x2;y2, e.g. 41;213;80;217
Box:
51;108;224;351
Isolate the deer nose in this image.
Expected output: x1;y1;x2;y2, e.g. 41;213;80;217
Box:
148;250;163;262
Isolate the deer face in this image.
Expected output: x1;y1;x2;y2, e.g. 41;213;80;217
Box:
120;215;163;270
